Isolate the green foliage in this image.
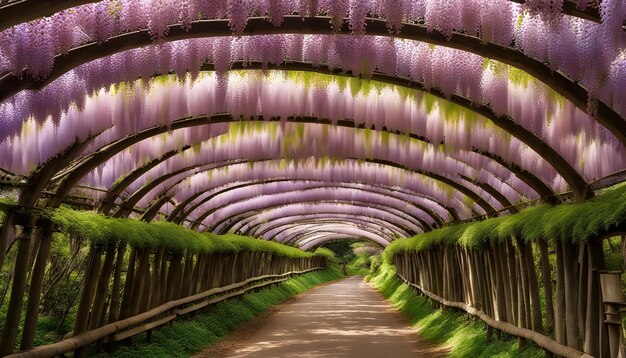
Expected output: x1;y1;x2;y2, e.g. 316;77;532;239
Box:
48;207;329;260
323;240;354;260
311;247;335;261
93;267;342;358
347;252;372;276
369;255;383;275
385;186;626;261
369;264;545;358
0;197;14;224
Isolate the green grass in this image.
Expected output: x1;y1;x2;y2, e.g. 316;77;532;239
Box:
368;263;546;358
93;266;343;358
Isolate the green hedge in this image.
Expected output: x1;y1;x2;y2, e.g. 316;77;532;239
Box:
47;206;332;259
385;184;626;262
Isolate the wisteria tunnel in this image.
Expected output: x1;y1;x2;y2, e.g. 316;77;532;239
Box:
0;0;625;357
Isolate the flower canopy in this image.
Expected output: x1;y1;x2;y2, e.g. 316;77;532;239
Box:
0;0;624;249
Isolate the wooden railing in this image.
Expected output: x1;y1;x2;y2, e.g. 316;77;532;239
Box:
396;273;592;358
7;268;322;358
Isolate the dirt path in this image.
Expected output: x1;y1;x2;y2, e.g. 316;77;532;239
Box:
195;276;447;358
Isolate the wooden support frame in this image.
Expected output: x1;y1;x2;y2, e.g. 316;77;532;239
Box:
1;16;623;150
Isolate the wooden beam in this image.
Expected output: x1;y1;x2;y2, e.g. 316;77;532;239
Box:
1;17;623;148
30;64;587;204
207;200;423;236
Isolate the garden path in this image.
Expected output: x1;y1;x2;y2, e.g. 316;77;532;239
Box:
201;276;447;358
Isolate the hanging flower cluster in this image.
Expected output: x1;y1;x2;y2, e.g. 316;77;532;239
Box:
1;0;623;108
2;34;620;184
167;159;482;220
76;121;524;224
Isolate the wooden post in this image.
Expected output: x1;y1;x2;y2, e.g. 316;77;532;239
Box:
562;241;579;349
555;240;567;345
129;249;150;316
74;246;103;358
599;271;625;358
0;211;15;270
583;240;606;356
119;247;137;320
157;249;169;305
108;244;126;323
538;240;555;335
0;217;36;356
524;243;543;333
21;221;55;350
89;244;117;330
180;252;194;298
165;253;182;302
578;244;589;338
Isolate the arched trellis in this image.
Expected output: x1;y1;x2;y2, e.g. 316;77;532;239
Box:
0;60;608;203
245;213;412;238
105;149;493;221
295;227;392;249
46;126;544;231
302;233;386;251
78;113;550;225
89;122;513;222
43;116;525;221
162;179;448;228
0;0;612;32
130;155;496;228
303;232;381;251
158;182;437;229
3;60;588;227
97;154;477;226
0;3;623;357
272;221;399;244
110;159;249;218
122;147;505;220
98;147;190;215
233;205;428;239
192;186;436;233
276;223;394;247
1;16;623;150
27;65;585;206
213;199;426;235
260;217;408;239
